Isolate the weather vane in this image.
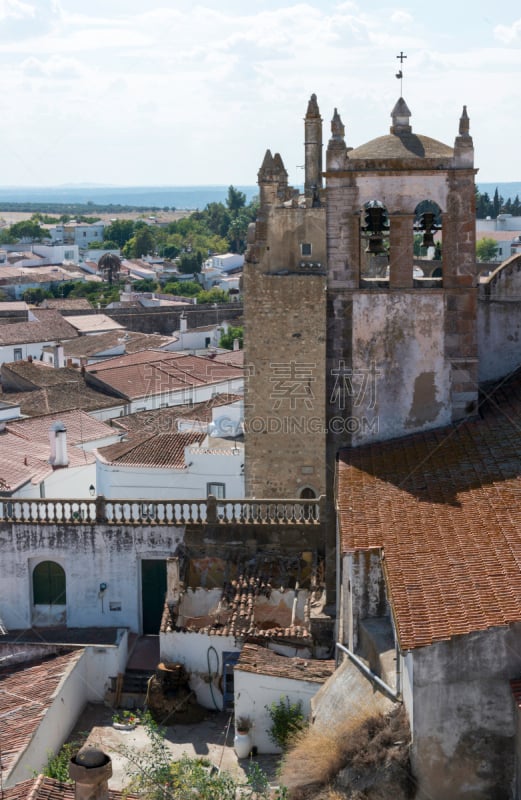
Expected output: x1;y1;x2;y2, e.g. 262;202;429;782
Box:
395;51;407;96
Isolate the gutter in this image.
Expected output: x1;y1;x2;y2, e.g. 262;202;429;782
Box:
335;641;401;703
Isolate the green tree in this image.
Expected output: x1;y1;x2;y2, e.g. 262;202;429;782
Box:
132;278;158;292
104;219;135;248
197;288;229;304
9;219;49;241
22;287;51;305
163;280;201;297
476;237;499;262
219;325;243;349
123;226;156;258
226;185;247;214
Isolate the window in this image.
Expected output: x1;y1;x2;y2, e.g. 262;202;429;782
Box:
301;243;312;256
207;482;225;499
13;348;22;361
33;561;66;605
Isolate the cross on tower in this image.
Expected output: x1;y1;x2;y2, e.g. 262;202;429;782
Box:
395;51;407;95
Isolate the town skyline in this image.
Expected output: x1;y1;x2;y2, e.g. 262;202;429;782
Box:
0;0;519;187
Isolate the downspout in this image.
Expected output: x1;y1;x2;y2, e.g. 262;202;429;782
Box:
336;642;401;703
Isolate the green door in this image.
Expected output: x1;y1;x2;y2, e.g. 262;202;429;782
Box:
141;560;167;634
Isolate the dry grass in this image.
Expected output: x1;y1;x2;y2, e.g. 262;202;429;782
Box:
279;706;412;800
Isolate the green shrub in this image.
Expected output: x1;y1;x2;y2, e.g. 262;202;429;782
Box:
42;737;86;783
266;696;308;750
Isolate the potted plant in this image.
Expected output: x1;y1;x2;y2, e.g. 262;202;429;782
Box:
234;716;252;758
112;709;140;731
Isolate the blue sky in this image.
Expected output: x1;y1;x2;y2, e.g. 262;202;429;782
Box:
0;0;519;186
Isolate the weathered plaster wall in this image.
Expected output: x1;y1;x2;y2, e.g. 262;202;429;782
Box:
160;629;239;709
478;255;521;382
408;624;521;800
350;291;451;445
0;523;183;632
343;552;388;652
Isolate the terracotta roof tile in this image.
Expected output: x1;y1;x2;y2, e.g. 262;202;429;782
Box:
3;776;135;799
86;352;242;401
236;642;335;682
0;651;81;780
96;430;205;468
0;310;79;345
338;371;521;651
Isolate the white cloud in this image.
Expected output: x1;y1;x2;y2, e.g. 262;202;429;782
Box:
494;18;521;44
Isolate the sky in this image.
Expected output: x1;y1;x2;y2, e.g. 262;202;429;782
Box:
0;0;520;187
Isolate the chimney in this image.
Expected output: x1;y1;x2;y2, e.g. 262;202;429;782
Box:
69;747;112;800
180;314;187;333
233;338;240;351
54;343;65;368
49;421;69;467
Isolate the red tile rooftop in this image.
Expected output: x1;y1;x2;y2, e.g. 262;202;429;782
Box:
0;651;81;778
338;370;521;651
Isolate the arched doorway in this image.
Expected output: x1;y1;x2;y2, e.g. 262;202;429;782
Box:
32;560;67;626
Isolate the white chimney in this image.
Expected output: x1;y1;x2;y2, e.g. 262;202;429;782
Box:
54;343;65;369
49;421;69;467
233;337;240;351
180;314;188;333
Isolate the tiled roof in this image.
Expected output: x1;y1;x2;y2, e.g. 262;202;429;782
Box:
236;643;335;682
0;651;81;779
42;298;93;310
112;394;242;435
212;349;244;367
3;776;135;799
163;571;312;642
63;314;124;333
511;678;521;709
0;310;79;345
2;362;85;389
338;371;521;651
0;384;119;417
0;410;115;492
96;430;205;468
7;408;115;444
86;352;243;401
59;331;176;358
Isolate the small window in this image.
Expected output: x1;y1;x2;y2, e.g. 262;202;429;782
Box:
301;243;312;256
207;482;225;499
13;348;22;361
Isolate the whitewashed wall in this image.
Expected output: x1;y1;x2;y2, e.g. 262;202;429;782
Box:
234;669;322;754
0;523;183;632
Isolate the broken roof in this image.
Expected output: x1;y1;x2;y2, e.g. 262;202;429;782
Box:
338;371;521;651
236;643;335;683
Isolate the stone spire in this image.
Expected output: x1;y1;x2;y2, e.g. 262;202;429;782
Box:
330;108;345;142
390;97;412;134
304;93;323;194
453;105;474;167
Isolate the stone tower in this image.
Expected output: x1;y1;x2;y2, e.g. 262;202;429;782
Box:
243;100;327;500
244;93;478;498
325;98;477;462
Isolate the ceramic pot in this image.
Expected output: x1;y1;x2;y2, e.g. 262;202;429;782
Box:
234;729;252;758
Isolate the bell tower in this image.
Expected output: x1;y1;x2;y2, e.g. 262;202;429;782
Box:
325;97;478;456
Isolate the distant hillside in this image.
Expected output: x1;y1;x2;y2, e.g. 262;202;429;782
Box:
478;183;521;201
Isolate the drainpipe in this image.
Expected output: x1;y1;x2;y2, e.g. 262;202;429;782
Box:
336;642;401;702
291;582;299;626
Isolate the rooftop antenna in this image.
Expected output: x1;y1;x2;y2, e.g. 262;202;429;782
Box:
395;51;407;96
